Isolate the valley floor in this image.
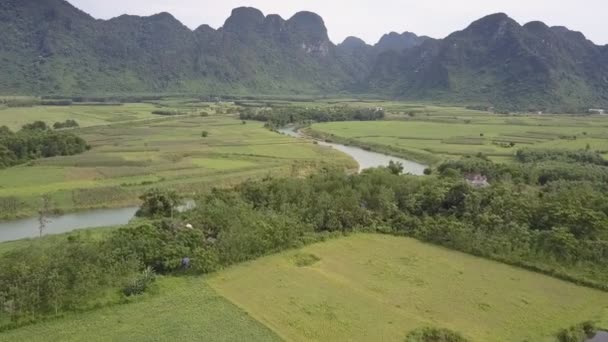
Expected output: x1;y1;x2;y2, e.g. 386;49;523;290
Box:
308;107;608;165
3;234;606;341
0;101;354;220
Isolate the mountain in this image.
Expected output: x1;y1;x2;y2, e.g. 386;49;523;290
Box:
0;1;356;94
367;13;608;110
374;32;429;53
0;1;607;110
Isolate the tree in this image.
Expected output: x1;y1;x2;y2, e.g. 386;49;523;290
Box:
37;195;52;237
387;160;404;175
136;188;182;218
201;131;209;138
22;121;49;131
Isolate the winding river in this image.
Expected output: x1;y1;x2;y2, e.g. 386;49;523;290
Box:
0;127;426;243
278;126;427;175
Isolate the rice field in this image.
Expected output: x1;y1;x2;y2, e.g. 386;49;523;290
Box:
0;104;355;219
209;234;608;342
3;234;606;341
308;109;608;164
0;277;280;342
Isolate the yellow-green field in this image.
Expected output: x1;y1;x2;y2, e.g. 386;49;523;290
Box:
0;105;355;219
0;103;161;130
0;277;281;342
308;109;608;164
3;234;607;341
209;234;608;342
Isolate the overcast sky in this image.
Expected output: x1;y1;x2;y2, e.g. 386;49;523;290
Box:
69;0;608;45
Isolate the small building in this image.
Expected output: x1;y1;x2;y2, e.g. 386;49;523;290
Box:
465;173;490;188
589;109;605;115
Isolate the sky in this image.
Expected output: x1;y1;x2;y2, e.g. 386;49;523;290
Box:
69;0;608;45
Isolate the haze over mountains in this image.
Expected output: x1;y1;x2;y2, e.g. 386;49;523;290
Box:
1;0;607;110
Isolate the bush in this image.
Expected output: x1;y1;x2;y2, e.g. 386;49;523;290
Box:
122;267;156;297
190;248;220;274
0;123;88;169
152;110;183;116
557;321;597;342
406;327;470;342
53;120;79;129
136;189;182;218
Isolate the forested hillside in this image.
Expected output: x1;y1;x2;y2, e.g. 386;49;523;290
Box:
1;0;607;110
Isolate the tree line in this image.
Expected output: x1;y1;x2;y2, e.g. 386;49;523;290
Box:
239;105;385;127
1;149;607;337
0;121;88;168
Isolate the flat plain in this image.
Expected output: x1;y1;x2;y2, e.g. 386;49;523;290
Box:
209;234;608;342
307;104;608;164
3;234;606;341
0;277;281;342
0;101;355;219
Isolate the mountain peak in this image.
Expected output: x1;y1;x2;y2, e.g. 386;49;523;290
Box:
523;20;550;31
375;31;427;52
287;11;329;43
223;7;265;32
340;36;368;49
466;12;518;31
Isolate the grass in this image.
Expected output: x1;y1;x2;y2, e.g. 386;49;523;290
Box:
2;232;607;341
208;234;608;342
0;222;148;256
0;105;355;219
0;103;159;130
305;104;608;164
0;277;281;342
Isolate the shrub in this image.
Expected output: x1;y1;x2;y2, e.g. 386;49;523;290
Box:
406;327;470;342
122;267;156;297
190;248;220;274
136;189;182;218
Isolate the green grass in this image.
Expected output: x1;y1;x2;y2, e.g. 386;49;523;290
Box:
0;277;281;342
0;222;148;256
309;111;608;164
0;103;160;130
0;107;355;219
209;234;608;342
2;232;607;341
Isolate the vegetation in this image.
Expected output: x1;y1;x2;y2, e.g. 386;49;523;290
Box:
209;235;608;341
2;2;607;109
556;322;597;342
0;122;88;169
239;105;385;127
2;97;608;340
406;327;470;342
0;278;280;342
308;111;608;165
0;105;354;219
135;189;182;218
52;120;79;129
3;147;608;332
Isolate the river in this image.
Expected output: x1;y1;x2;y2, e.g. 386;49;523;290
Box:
588;331;608;342
0;201;195;243
277;126;427;175
0;127;426;243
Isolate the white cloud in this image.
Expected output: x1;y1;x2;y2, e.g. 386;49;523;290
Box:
69;0;608;45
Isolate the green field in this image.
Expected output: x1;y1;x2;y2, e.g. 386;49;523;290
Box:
307;107;608;164
5;234;607;341
0;277;280;342
209;234;608;342
0;104;355;219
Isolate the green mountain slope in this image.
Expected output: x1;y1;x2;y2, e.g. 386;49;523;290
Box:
0;1;357;95
1;1;607;110
367;13;608;110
